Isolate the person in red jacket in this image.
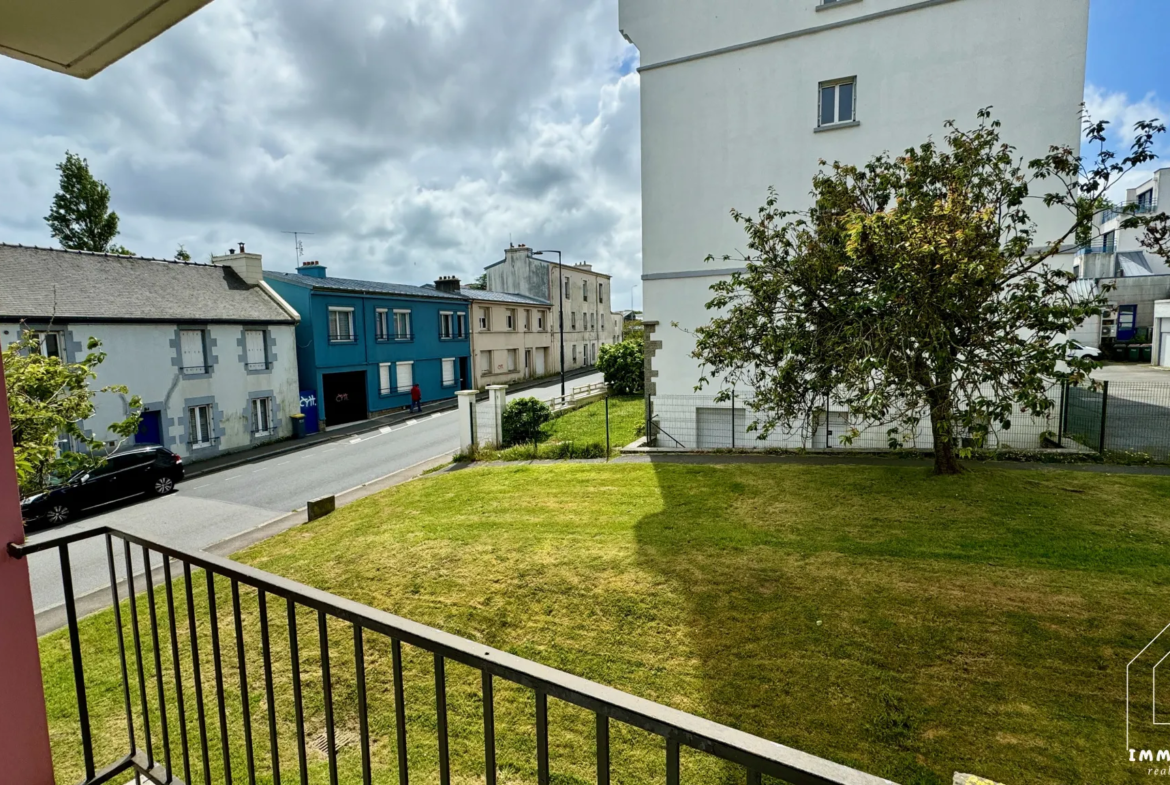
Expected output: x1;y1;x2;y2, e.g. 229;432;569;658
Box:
410;382;422;413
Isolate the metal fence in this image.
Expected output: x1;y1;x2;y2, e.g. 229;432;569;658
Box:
14;525;894;785
1063;381;1170;460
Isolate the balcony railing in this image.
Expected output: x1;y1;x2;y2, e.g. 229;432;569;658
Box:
1101;197;1159;223
328;333;357;344
12;525;896;785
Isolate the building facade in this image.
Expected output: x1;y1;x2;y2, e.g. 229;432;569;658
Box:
0;244;301;462
619;0;1091;446
484;245;624;374
265;263;471;428
461;286;554;389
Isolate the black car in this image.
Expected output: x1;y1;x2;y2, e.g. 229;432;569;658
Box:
21;445;184;526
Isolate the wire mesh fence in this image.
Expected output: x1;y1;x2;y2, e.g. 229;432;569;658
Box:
1084;381;1170;460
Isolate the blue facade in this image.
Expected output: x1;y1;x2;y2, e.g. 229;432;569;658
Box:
266;269;471;427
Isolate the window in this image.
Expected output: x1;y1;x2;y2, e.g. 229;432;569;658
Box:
30;331;65;358
572;344;578;364
818;78;856;128
188;405;213;449
251;397;273;435
379;363;393;395
507;349;518;372
375;309;390;340
245;330;268;370
590;313;596;331
1103;230;1116;252
571;312;577;330
537;312;545;330
180;329;207;373
591;343;597;364
457;313;467;338
442;358;456;387
1138;189;1155;212
524;309;531;331
564;277;571;298
394;310;412;340
599;283;604;303
396;361;413;393
505;309;516;330
583;280;589;301
440;311;455;339
479;308;491;331
480;350;492;376
328;307;355;342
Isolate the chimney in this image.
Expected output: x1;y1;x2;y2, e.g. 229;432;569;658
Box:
434;275;461;293
504;244;533;266
211;246;264;286
297;260;328;279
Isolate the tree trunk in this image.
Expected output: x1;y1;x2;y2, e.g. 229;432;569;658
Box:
927;388;965;475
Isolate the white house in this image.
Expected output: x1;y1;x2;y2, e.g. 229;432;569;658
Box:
0;243;301;462
619;0;1091;447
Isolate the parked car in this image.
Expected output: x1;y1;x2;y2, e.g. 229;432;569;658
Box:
20;445;184;526
1067;342;1102;360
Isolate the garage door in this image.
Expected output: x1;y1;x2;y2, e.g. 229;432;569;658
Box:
1162;330;1170;366
696;407;747;449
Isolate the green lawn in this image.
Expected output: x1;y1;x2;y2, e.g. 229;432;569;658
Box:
39;462;1170;784
542;394;643;451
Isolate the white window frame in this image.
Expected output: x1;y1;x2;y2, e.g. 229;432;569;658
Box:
817;77;857;129
375;308;390;340
396;361;414;393
328;307;355;342
394;309;412;340
457;312;467;338
479;308;491;331
442;358;456;387
440;311;455;339
188;404;213;449
537;312;545;330
507;349;517;372
244;329;268;369
180;329;207;374
506;309;516;331
480;350;492;377
251;397;273;436
31;331;65;359
379;363;393;395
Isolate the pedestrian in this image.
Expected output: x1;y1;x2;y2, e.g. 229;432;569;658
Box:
410;382;422;413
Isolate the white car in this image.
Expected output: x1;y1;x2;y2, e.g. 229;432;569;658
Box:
1067;342;1102;360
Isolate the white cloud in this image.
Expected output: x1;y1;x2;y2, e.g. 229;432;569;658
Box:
1084;83;1169;200
0;0;644;304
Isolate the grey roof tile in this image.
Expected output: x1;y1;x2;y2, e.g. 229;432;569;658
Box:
265;270;470;301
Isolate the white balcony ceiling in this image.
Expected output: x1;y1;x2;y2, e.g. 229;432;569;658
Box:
0;0;213;78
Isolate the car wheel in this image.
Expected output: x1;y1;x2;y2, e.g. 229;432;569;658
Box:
46;504;72;525
152;475;176;495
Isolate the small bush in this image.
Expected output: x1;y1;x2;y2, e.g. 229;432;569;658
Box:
502;397;552;446
597;338;644;395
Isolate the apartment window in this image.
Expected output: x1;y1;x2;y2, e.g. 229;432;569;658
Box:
818;78;856;128
591;342;597;364
188;405;213;449
180;329;207;373
524;309;531;331
375;309;390;341
1103;230;1116;253
1138;189;1155;212
590;313;596;331
379;363;393;395
457;313;467;338
564;277;571;298
440;311;455;339
30;331;65;358
537;312;545;330
244;330;268;370
571;312;577;330
506;309;516;330
480;350;492;376
479;307;491;331
442;358;456;387
394;309;412;340
328;307;355;342
507;349;518;372
396;361;413;393
599;283;604;303
251;397;273;436
583;280;589;301
572;344;578;364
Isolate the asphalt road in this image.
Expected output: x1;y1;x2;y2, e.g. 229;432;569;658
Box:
27;372;602;614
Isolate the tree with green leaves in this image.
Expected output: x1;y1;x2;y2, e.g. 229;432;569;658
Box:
502;397;552;447
5;331;143;497
598;337;644;395
467;273;488;291
44;151;123;253
174;245;192;262
692;111;1165;474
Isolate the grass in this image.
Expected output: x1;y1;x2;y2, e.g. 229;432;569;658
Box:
39;462;1170;784
541;394;643;451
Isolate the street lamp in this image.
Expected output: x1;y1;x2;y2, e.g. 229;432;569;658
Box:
533;249;566;395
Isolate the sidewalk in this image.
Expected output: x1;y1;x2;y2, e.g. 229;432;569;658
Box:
183;366;601;479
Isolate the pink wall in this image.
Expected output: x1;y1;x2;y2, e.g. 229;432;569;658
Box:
0;355;55;783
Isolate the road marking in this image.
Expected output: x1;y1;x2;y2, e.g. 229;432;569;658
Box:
430;412;443;419
406;420;417;427
321;447;337;452
380;426;393;434
252;468;267;474
349;438;363;444
223;474;243;481
189;484;208;491
277;461;291;466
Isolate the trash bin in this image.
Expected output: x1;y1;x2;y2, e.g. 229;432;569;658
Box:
1129;345;1142;362
1114;344;1128;361
1142;345;1153;362
291;413;306;439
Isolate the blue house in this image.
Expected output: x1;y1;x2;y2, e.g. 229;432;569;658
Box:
265;263;471;428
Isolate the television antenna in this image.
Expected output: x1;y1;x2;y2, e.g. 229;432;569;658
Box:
281;231;315;267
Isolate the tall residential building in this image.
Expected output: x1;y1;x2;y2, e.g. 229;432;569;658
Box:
619;0;1090;442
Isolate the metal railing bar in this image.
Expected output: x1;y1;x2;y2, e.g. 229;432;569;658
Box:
435;653;451;785
124;539;155;768
163;558;191;785
105;534;137;758
60;542;96;780
84;752;136;785
130;750;190;785
747;769;762;785
319;611;339;785
596;714;609;785
183;563;211;785
667;738;680;785
231;580;257;785
13;523;111;556
535;690;549;785
392;639;409;785
354;625;372;785
55;527;895;785
258;592;280;785
287;600;309;785
206;570;233;785
482;671;496;785
142;548;173;781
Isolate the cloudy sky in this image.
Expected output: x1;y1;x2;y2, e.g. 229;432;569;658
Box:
0;0;1166;312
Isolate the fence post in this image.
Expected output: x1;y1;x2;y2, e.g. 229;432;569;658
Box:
1099;380;1109;455
605;395;611;461
730;389;736;450
456;390;478;452
1057;380;1066;445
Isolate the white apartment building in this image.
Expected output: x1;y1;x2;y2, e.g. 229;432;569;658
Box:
619;0;1090;447
484;245;624;374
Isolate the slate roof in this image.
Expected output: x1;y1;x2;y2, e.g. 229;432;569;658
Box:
265;270;469;301
0;244;295;323
458;287;550;306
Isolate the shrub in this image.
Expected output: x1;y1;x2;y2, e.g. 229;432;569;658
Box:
597;338;644;394
502;397;552;446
